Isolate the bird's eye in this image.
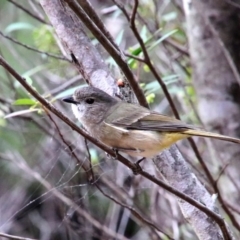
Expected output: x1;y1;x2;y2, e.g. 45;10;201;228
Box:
85;98;95;104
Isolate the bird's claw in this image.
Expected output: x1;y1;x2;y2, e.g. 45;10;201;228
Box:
112;148;119;160
132;158;145;175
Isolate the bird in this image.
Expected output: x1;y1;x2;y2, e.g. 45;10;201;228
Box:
63;86;240;158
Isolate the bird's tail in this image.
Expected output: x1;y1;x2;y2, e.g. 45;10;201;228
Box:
183;129;240;144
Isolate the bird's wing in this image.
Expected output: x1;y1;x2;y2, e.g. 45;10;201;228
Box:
108;104;196;132
105;102;150;125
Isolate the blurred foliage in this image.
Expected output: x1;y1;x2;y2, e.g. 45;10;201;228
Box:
33;25;57;53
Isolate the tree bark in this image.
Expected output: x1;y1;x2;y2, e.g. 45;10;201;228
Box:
183;0;240;203
40;0;118;96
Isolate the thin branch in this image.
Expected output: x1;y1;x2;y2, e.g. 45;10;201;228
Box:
111;0;130;21
0;232;36;240
95;183;172;239
124;52;145;63
136;7;189;56
215;162;231;185
76;0;120;52
164;38;189;56
84;138;95;182
7;0;48;25
0;31;70;62
113;0;189;56
44;109;92;180
130;0;178;116
114;0;190;103
100;175;165;232
47;75;82;95
226;201;240;215
153;0;160;30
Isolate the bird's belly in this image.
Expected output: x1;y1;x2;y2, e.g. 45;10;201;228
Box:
100;129;184;158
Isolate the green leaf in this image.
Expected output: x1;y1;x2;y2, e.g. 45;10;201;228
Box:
146;93;155;104
129;45;143;56
128;59;138;69
25;76;33;86
140;25;148;42
13;99;37;106
143;64;150;72
0;117;6;127
5;22;35;33
162;12;178;22
144;81;160;95
33;25;59;53
115;29;124;46
128;27;162;56
162;74;179;82
90;148;99;165
148;29;178;51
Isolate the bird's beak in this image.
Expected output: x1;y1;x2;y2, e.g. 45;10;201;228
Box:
62;96;78;104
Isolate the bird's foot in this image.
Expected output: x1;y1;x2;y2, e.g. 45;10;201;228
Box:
112;148;119;160
132;158;145;175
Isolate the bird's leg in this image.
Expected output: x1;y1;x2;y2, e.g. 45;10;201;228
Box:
111;148;145;175
132;157;146;175
135;157;146;166
112;148;119;160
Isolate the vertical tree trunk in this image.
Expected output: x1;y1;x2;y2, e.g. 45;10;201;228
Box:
184;0;240;204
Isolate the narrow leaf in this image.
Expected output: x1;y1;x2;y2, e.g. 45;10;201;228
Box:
148;29;178;51
13;99;37;106
4;109;39;119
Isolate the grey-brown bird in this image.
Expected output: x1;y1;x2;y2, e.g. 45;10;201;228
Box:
63;86;240;157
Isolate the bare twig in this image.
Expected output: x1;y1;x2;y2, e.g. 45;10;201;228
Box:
7;0;48;25
84;138;95;181
0;232;36;240
226;201;240;215
44;109;92;180
130;0;178;116
47;75;82;95
0;31;70;62
96;183;172;239
76;0;120;52
124;52;145;63
111;0;130;21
